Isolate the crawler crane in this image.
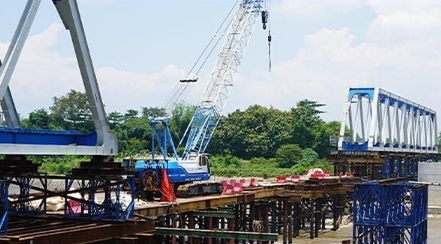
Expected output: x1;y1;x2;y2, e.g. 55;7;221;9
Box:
128;0;271;199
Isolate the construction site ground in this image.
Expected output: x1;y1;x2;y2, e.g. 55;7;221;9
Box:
287;214;441;244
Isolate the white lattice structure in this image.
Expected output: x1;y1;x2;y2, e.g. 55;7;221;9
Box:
338;87;438;154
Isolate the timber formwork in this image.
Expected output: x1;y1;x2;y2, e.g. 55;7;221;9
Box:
352;178;428;244
328;150;439;180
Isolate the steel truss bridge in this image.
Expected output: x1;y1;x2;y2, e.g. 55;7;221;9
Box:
328;87;436;243
329;87;439;180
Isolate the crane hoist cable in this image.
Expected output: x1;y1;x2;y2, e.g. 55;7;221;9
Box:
172;15;234;109
161;1;239;115
262;0;272;72
186;1;238;77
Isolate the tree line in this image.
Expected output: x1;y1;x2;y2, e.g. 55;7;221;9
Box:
20;89;341;176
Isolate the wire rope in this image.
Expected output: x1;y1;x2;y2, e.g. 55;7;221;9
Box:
161;1;239;115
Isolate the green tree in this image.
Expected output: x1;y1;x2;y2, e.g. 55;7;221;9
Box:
27;108;51;129
291;121;315;148
275;144;302;168
124;109;139;121
114;117;150;153
169;102;195;148
50;89;93;132
298;148;319;165
289;100;326;149
23;108;63;130
209;105;291;159
107;111;124;130
141;106;167;118
291;99;325;129
313;121;341;158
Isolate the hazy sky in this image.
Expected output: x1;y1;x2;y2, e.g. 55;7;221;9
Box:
0;0;440;124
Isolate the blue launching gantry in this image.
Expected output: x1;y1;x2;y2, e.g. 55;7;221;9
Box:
0;0;134;233
332;87;439;179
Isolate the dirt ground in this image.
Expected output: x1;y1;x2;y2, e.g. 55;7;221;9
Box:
288;214;441;244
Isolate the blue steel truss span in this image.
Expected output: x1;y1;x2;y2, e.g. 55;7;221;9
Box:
338;87;437;154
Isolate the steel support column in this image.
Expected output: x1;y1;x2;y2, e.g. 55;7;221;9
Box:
282;198;288;243
287;201;293;244
185;212;193;244
0;180;9;237
228;217;235;244
293;201;301;237
314;197;322;238
262;201;269;244
333;193;344;230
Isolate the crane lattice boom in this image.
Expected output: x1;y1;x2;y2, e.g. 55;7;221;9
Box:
180;0;266;159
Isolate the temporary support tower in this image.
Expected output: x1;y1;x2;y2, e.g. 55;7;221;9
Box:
353;180;428;244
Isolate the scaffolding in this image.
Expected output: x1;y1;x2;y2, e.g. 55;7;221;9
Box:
353;180;428;244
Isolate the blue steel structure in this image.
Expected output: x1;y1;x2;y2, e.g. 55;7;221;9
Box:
149;117;178;160
334;87;439;179
8;174;47;215
64;175;135;220
135;0;269;197
0;0;134;233
0;180;8;237
5;174;135;221
353;180;428;244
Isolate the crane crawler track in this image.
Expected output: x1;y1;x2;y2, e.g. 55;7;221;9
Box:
176;182;223;198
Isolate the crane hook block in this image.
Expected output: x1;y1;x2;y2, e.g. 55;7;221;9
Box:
180;78;198;83
261;10;268;30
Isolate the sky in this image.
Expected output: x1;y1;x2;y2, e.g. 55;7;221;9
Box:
0;0;441;124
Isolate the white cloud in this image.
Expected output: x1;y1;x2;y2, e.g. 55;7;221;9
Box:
234;14;441;122
0;22;186;118
367;1;441;42
273;0;367;19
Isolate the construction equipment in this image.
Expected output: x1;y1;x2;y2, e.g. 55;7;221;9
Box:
126;0;270;199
